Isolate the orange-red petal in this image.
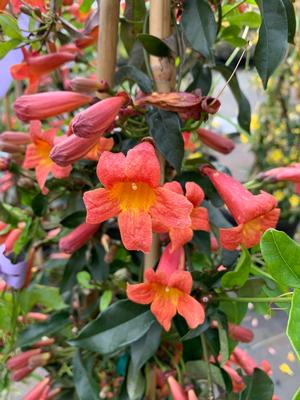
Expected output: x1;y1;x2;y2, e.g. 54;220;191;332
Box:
118;210;152;253
163;181;183;195
156;243;185;276
97;151;126;188
51;163;72;179
185;182;205;206
190;207;209;231
169;271;193;293
126;282;155;304
35;164;50;194
150;292;177;331
84;188;120;224
177;293;205;329
169;226;193;251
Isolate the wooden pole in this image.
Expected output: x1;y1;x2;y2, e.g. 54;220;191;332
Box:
96;0;120;90
144;0;175;270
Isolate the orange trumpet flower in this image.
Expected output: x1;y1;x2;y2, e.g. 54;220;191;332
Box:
23;121;72;194
202;166;280;250
83;142;192;253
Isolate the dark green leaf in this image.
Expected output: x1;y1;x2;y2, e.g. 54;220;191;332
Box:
126;361;145;400
17;310;70;347
137;33;170;57
254;0;288;88
187;62;212;95
181;0;217;61
186;360;226;389
69;300;155;354
73;350;99;400
89;241;109;281
261;229;300;288
60;247;87;294
60;211;86;228
215;63;251;132
287;289;300;361
31;193;48;217
281;0;296;44
130;321;162;372
120;0;146;55
115;65;152;93
221;247;251;288
146;109;184;173
241;368;274;400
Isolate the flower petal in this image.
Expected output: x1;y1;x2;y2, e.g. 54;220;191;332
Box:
191;207;209;231
125;142;161;187
23;144;40;169
97;151;126;188
168;271;193;293
220;225;243;251
144;269;169;286
150;293;177;331
126;282;155;304
51;163;72;179
84;188;119;224
163;181;183;194
150;187;192;229
177;293;205;329
156;243;185;275
185;182;205;206
118;210;152;253
35;164;50;194
169;227;193;251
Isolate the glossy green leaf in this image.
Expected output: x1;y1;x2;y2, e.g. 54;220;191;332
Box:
221;247;251;288
282;0;296;44
187;62;212;95
126;361;145;400
69;300;155;354
215;63;251;132
89;242;109;282
254;0;288;88
130;321;162;372
146;109;184;173
186;360;226;389
20;284;66;313
73;350;99;400
261;229;300;288
17;310;70;347
60;247;87;294
181;0;217;61
287;289;300;361
115;65;152;93
0;14;22;39
137;34;170;57
31;193;48;217
60;211;86;228
241;368;274;400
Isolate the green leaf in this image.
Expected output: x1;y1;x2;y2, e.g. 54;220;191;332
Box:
77;271;94;289
224;36;248;48
73;350;99;400
60;247;87;294
181;0;217;61
215;63;251;132
281;0;296;44
187;62;212;95
20;284;66;313
226;12;261;29
79;0;95;13
115;65;152;93
100;290;113;312
241;368;274;400
120;0;146;55
254;0;288;88
69;300;155;354
130;321;162;372
31;193;48;217
213;313;229;365
60;211;86;228
17;310;70;347
137;34;170;57
287;289;300;361
0;14;23;39
292;387;300;400
0;38;22;59
221;247;251;288
261;229;300;288
186;360;226;389
146;109;184;173
126;361;145;400
89;242;109;282
13;218;33;256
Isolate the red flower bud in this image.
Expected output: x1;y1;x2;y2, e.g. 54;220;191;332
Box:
167;376;187;400
59;222;101;253
0;131;31;145
223;364;245;393
196;128;235;154
23;377;50;400
14;92;92;121
70;77;109;93
231;347;257;375
7;349;42;370
32;338;55;348
11;366;34;381
228;323;254;343
28;352;51;368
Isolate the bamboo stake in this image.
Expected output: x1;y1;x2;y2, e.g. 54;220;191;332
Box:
96;0;120;91
144;0;175;270
4;94;12;130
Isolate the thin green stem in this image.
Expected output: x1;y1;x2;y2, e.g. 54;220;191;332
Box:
200;334;215;400
218;295;292;303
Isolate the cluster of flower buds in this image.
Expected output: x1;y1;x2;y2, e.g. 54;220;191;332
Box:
23;377;61;400
7;348;51;381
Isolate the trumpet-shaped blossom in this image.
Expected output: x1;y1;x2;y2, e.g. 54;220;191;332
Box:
84;142;193;252
127;243;205;331
202;166;280;250
167;375;187;400
71;93;130;138
59;222;101;254
10;49;76;94
258;163;300;194
196;128;235;154
14;91;92;122
153;181;209;251
23;121;72;194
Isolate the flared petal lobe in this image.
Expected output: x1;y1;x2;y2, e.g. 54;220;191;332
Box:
177;293;205;329
127;282;155;304
84;188;120;224
118;210;152;253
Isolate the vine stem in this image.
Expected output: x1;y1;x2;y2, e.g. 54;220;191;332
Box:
200;334;215;400
217;295;292;303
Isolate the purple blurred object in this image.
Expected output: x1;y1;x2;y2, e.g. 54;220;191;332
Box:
0;14;30;99
0;245;27;289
